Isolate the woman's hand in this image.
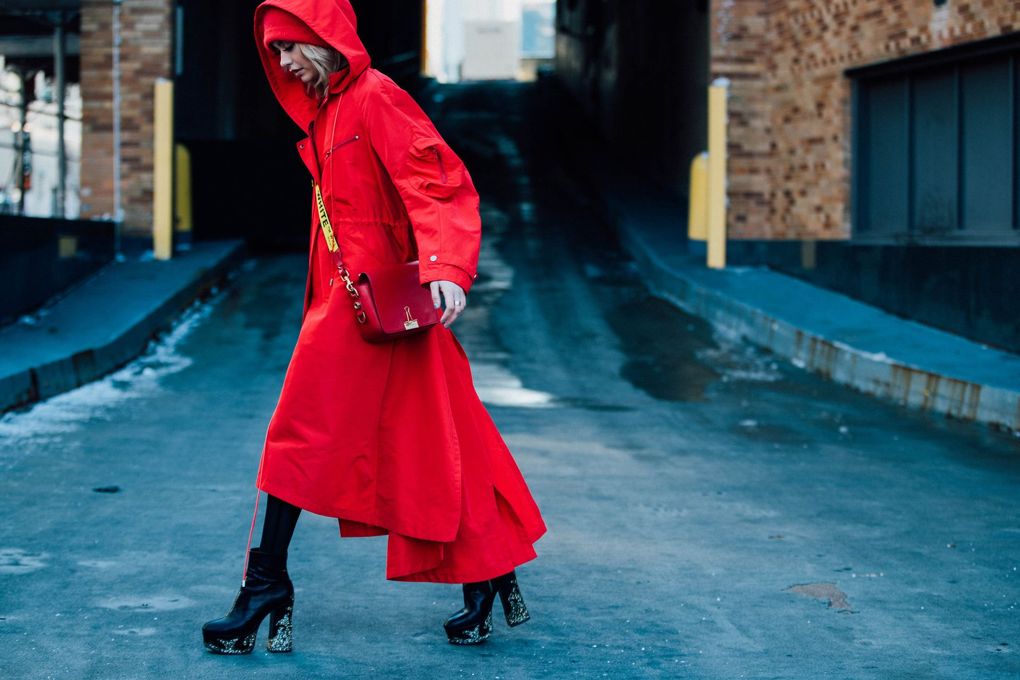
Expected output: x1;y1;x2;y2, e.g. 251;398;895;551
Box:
429;280;466;328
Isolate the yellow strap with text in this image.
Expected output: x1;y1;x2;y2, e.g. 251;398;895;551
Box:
314;182;339;253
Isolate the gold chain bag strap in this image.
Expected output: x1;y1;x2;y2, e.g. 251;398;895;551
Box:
308;102;439;343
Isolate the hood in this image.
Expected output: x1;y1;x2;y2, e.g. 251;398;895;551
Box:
254;0;372;132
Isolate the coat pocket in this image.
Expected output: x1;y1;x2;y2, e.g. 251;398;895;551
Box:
326;134;361;155
408;137;463;201
322;134;362;165
321;134;364;207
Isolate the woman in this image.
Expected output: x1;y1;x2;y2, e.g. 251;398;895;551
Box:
201;0;546;653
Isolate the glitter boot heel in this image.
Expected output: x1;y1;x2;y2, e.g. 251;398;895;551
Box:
266;601;294;653
494;571;530;627
202;548;295;654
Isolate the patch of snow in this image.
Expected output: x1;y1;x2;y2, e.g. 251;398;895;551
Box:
0;294;220;453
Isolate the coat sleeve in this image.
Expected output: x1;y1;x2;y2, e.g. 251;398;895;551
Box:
361;75;481;293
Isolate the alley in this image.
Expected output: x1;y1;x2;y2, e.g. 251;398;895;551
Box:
1;82;1018;679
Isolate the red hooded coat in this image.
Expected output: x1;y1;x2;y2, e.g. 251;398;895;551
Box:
252;0;546;582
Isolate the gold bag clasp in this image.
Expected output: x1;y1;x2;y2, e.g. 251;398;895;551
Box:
403;305;419;330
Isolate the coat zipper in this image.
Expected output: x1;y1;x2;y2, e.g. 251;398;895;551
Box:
324;134;360;160
434;147;448;184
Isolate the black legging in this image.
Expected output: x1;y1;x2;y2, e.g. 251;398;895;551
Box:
258;494;301;556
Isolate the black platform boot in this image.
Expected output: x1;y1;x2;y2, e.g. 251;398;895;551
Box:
443;570;530;645
202;548;295;654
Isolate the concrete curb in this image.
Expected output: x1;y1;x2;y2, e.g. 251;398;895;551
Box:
616;222;1020;432
0;242;245;413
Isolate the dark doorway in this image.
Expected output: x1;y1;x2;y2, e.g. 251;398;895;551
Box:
555;0;709;200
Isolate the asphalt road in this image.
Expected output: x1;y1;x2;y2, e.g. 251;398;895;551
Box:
1;82;1018;679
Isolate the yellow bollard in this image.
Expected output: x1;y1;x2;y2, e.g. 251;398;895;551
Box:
707;78;728;269
153;78;174;260
174;143;192;239
688;152;708;241
58;234;77;258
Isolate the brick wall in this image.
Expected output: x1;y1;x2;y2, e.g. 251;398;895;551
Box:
716;0;1019;239
81;0;173;235
710;0;773;237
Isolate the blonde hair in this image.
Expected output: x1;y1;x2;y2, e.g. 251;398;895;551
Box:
272;40;349;99
299;43;349;98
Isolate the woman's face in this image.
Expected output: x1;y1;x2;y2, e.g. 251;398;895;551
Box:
274;42;316;85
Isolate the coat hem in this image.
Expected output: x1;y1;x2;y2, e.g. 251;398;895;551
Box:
255;478;459;543
255;478;546;584
387;547;539;583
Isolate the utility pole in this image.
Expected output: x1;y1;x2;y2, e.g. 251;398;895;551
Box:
53;10;67;218
17;69;31;216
